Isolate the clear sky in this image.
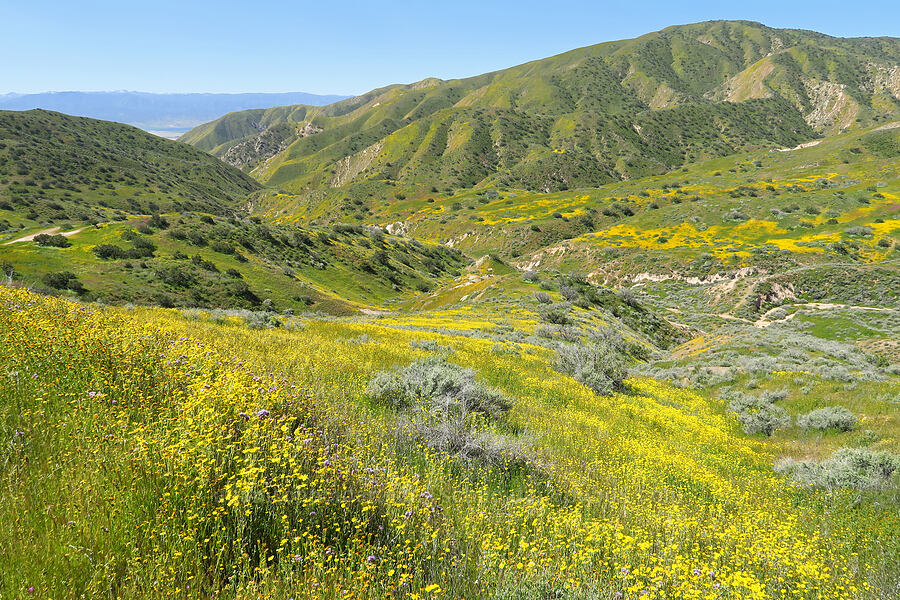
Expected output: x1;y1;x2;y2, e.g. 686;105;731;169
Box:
2;0;898;95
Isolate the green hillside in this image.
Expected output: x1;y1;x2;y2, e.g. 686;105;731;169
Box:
182;20;899;208
0;109;260;232
255;119;900;273
0;111;472;314
0;214;469;314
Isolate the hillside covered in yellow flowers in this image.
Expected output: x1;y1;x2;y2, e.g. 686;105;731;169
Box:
2;285;897;599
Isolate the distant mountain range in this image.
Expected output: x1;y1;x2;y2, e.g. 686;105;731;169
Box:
0;91;350;137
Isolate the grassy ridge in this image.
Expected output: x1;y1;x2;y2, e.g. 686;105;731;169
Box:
182;20;899;204
0;110;260;232
1;215;469;313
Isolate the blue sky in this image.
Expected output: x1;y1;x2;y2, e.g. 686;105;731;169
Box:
2;0;898;95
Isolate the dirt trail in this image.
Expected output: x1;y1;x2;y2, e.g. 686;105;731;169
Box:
3;226;88;245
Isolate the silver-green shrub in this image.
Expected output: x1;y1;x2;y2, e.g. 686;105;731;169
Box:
366;357;511;418
775;448;900;490
727;390;791;436
797;406;857;431
554;330;628;395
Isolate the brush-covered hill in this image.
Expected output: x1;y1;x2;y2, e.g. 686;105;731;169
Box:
183;20;899;202
0;214;470;314
0;109;260;230
0;110;473;314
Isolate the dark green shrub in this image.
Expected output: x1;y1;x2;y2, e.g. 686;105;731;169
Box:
92;244;128;259
34;233;70;248
41;271;83;293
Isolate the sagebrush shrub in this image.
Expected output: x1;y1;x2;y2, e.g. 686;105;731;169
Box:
367;358;511;418
554;331;628;395
533;291;552;304
727;391;791;436
797;406;857;432
416;418;528;466
539;302;571;325
775;448;900;490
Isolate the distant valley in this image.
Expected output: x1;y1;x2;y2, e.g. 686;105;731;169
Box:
0;90;350;138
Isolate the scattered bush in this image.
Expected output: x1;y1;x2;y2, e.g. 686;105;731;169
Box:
147;214;169;229
559;285;579;302
245;312;280;330
554;331;628;395
723;210;749;222
844;226;873;237
34;233;71;248
41;271;84;293
538;302;571;325
211;240;235;254
367;358;511;418
409;339;451;353
775;448;900;490
797;406;857;432
415;419;528;466
155;265;196;288
727;390;791;436
92;244;128;259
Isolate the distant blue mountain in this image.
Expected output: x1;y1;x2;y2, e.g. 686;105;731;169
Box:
0;91;349;134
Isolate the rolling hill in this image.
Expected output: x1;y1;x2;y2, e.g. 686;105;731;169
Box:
183;20;899;204
0;110;471;313
0;109;260;230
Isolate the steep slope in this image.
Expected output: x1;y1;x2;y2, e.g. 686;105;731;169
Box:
0;109;260;229
183;20;899;202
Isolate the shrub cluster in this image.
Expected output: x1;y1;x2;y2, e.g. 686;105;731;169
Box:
797;406;857;432
775;448;900;490
554;330;628;395
366;359;523;466
368;357;511;418
727;389;791;436
33;233;71;248
41;271;85;294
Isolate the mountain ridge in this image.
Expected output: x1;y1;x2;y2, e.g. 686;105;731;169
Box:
181;20;900;204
